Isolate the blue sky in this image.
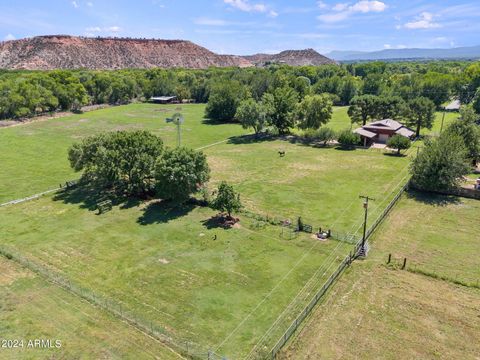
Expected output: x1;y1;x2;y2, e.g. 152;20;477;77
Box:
1;0;479;55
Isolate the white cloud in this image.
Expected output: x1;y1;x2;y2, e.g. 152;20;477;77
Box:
268;10;278;17
4;34;16;41
84;26;122;35
384;43;407;49
318;12;350;23
87;2;93;7
224;0;277;17
72;1;79;8
106;26;121;32
350;0;386;13
403;12;441;29
333;3;349;11
318;1;387;23
317;1;328;9
86;26;102;32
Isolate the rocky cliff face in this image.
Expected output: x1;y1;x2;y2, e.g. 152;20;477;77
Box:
244;48;336;66
0;35;252;70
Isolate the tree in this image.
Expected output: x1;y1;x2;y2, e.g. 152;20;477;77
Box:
348;95;378;126
410;133;469;191
266;86;298;134
205;81;248;122
376;96;407;120
235;94;274;134
472;88;480;115
337;130;360;149
68;130;164;197
316;127;336;146
405;97;436;137
294;94;332;130
154;147;210;203
212;181;242;218
387;135;411;155
444;108;480;166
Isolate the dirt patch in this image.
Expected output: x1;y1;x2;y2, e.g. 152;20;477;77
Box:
158;258;170;264
0;258;34;286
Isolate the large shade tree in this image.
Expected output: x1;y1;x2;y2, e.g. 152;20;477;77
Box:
347;94;379;125
405;97;436;137
235;93;274;134
68;130;164;197
410;133;470;191
265;86;298;134
155;147;210;203
294;94;333;130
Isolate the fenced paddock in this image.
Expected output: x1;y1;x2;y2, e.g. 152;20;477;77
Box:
0;103;422;359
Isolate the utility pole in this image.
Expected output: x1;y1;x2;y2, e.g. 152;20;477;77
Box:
359;195;375;253
440;109;446;134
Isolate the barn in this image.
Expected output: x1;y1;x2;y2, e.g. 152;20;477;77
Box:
149;96;178;104
354;119;415;147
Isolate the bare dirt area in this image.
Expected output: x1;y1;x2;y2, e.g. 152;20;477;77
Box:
0;104;111;129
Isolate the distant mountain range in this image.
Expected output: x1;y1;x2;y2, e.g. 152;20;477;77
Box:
327;45;480;62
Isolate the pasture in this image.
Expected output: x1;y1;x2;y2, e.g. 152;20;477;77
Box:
282;192;480;359
0;103;459;358
0;257;181;360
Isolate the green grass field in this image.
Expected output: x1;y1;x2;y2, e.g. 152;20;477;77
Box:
0;257;181;360
283;192;480;359
0;103;461;358
0;103;248;203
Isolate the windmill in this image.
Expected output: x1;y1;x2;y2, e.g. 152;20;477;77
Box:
165;113;184;147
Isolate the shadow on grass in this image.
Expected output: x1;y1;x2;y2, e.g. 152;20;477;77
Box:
201;214;238;230
53;184;142;212
383;152;407;158
202;118;236;126
334;146;357;151
406;189;462;207
137;200;195;225
227;133;276;145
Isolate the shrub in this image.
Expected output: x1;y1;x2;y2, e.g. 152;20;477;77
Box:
211;181;242;218
387;135;411;155
337;130;360;149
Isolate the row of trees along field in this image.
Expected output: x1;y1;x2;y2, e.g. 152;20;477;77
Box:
1;61;480;120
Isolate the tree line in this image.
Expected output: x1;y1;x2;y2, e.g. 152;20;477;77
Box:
1;60;480;120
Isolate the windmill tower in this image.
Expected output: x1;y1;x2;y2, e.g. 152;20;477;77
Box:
165;113;184;147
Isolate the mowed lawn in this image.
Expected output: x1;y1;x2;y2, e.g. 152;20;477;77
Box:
0;103;249;203
282;192;480;359
0;257;182;360
0;196;351;358
206;140;412;233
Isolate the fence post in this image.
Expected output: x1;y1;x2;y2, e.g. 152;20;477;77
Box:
402;258;407;270
387;254;391;264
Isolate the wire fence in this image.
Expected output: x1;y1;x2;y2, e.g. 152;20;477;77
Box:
263;181;410;360
0;245;225;360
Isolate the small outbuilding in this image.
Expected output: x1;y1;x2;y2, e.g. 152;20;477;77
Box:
354;119;415;147
444;100;461;112
150;96;178;104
